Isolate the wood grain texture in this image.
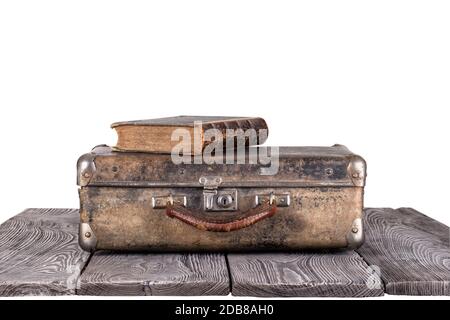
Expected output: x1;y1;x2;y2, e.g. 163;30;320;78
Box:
1;207;448;297
0;208;90;296
78;252;229;296
228;251;384;297
357;208;450;296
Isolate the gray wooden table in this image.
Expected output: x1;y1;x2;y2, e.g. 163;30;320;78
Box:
0;208;448;297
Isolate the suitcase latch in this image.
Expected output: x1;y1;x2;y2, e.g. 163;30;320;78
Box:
199;176;238;211
152;195;187;209
254;193;291;207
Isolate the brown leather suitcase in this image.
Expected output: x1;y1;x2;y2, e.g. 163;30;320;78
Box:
77;144;366;251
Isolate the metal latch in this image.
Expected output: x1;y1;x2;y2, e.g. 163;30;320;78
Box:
152;195;187;209
254;193;291;207
199;176;238;211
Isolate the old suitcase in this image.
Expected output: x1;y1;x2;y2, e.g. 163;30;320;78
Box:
77;144;366;251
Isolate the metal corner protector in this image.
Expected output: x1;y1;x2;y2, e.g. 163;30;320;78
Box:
79;223;97;252
77;153;96;187
348;155;367;187
346;218;364;249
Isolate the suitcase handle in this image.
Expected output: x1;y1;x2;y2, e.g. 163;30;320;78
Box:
166;199;277;232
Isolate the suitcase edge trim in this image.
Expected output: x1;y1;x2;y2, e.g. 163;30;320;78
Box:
77;148;367;188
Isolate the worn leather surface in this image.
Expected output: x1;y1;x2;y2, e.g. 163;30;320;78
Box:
79;186;364;251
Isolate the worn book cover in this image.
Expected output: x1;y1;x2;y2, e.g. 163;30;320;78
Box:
111;115;268;155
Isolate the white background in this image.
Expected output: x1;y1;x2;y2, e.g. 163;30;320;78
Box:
0;2;449;227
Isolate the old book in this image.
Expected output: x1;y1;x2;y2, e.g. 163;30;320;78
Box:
111;116;268;155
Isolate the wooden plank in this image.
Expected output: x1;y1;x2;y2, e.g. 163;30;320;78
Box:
228;251;384;297
396;208;449;245
0;208;91;296
78;252;229;296
1;207;446;297
357;208;450;296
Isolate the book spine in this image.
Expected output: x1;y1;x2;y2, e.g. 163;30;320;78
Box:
201;118;268;149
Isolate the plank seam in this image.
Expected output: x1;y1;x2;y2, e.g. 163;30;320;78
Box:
143;280;152;296
353;249;387;293
224;254;233;295
75;251;94;295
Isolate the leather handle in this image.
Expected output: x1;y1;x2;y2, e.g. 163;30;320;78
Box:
166;200;277;232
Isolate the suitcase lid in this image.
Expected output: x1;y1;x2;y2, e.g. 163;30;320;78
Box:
77;145;366;188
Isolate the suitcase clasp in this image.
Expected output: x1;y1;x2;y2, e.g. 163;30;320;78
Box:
152;195;187;209
199;176;238;211
255;193;291;207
